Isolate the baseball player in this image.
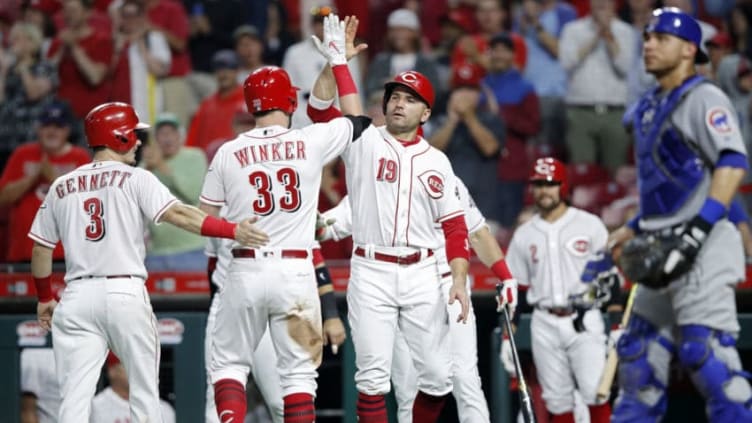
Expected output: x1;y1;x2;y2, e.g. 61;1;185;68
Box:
604;8;752;421
204;235;347;423
317;176;518;423
308;15;472;423
505;157;612;423
28;101;267;423
90;352;176;423
20;348;60;423
199;47;370;421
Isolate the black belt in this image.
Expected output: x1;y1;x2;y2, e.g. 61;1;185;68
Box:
69;274;139;282
354;247;433;265
232;249;309;259
535;305;575;317
440;271;451;278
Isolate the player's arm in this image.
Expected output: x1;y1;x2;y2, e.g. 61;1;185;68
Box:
31;242;56;330
470;226;519;314
442;214;471;322
312;249;346;354
20;394;38;423
160;203;269;247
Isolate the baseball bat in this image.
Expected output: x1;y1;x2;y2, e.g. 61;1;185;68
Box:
595;284;638;402
501;304;536;423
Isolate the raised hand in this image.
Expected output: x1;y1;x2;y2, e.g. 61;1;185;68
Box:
311;14;347;65
343;16;368;61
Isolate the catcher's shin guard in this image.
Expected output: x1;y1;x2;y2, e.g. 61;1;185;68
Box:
612;316;673;423
677;325;752;422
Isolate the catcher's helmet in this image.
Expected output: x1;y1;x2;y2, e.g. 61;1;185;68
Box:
529;157;569;197
383;70;435;113
244;66;299;115
85;102;149;153
645;7;708;64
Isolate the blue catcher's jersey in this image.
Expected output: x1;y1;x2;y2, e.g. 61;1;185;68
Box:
629;76;747;230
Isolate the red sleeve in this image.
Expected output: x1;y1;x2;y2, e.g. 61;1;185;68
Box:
307;103;343;123
0;149;28;187
86;33;114;66
165;1;190;39
502;92;541;138
441;215;470;262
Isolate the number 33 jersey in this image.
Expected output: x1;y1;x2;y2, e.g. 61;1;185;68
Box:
28;161;178;281
200;118;355;249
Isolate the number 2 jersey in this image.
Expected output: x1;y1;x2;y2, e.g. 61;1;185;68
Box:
200;118;357;249
29;161;178;281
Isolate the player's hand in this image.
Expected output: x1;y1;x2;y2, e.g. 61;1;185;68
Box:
315;213;336;241
311;14;347;65
234;217;270;247
343;16;368;61
495;279;518;317
500;335;517;377
37;299;58;331
322;317;346;354
448;281;470;323
608;326;624;350
663;215;711;279
608;225;635;262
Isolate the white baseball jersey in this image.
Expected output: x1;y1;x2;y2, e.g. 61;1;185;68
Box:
324;177;483;273
341;125;464;249
28;161;177;281
505;207;608;307
89;387;175;423
20;348;60;423
200;120;354;248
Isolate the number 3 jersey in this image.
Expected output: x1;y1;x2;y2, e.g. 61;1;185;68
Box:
28;161;178;281
200;118;355;249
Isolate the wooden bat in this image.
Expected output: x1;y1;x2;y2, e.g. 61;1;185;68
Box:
596;284;638;402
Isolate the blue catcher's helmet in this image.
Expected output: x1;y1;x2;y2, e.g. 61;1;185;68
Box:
644;7;709;64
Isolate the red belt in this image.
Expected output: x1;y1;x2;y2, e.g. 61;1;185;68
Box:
69;274;138;281
232;249;309;259
354;247;433;265
441;271;451;278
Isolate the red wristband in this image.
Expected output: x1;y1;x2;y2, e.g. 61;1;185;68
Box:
34;276;53;302
332;64;358;96
200;216;237;239
312;248;325;267
491;259;513;281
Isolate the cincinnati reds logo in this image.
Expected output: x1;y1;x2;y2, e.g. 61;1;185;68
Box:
400;71;419;83
418;170;445;199
565;236;590;257
534;162;556;176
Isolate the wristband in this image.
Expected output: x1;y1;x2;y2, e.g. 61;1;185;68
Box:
698;197;726;225
200;216;237;239
491;259;513;281
332;64;357;96
728;200;749;225
316;267;339;320
312;248;325;267
35;276;53;302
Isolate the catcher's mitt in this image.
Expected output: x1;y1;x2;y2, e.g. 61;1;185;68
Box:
618;233;685;288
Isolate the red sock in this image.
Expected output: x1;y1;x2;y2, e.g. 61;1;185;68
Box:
214;379;246;423
284;393;315;423
412;391;448;423
588;403;612;423
357;392;387;423
551;412;576;423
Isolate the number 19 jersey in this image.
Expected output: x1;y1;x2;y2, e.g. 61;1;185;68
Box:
200;119;354;249
28;161;178;281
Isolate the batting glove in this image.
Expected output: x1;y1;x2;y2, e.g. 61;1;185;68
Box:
311;14;347;66
315;212;336;242
500;335;517;377
663;215;711;279
495;278;518;316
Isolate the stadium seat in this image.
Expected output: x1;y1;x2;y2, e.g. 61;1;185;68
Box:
567;162;610;187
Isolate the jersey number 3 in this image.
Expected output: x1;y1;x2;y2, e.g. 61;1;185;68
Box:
249;168;301;215
84;197;105;241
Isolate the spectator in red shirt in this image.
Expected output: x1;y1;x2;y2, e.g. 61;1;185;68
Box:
0;101;90;262
144;0;194;130
185;49;245;155
47;0;113;120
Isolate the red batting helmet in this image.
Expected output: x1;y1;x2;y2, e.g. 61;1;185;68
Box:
85;102;149;153
244;66;299;115
529;157;569;196
383;70;435;113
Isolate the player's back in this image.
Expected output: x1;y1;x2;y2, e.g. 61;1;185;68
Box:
202;121;352;249
30;161;177;281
